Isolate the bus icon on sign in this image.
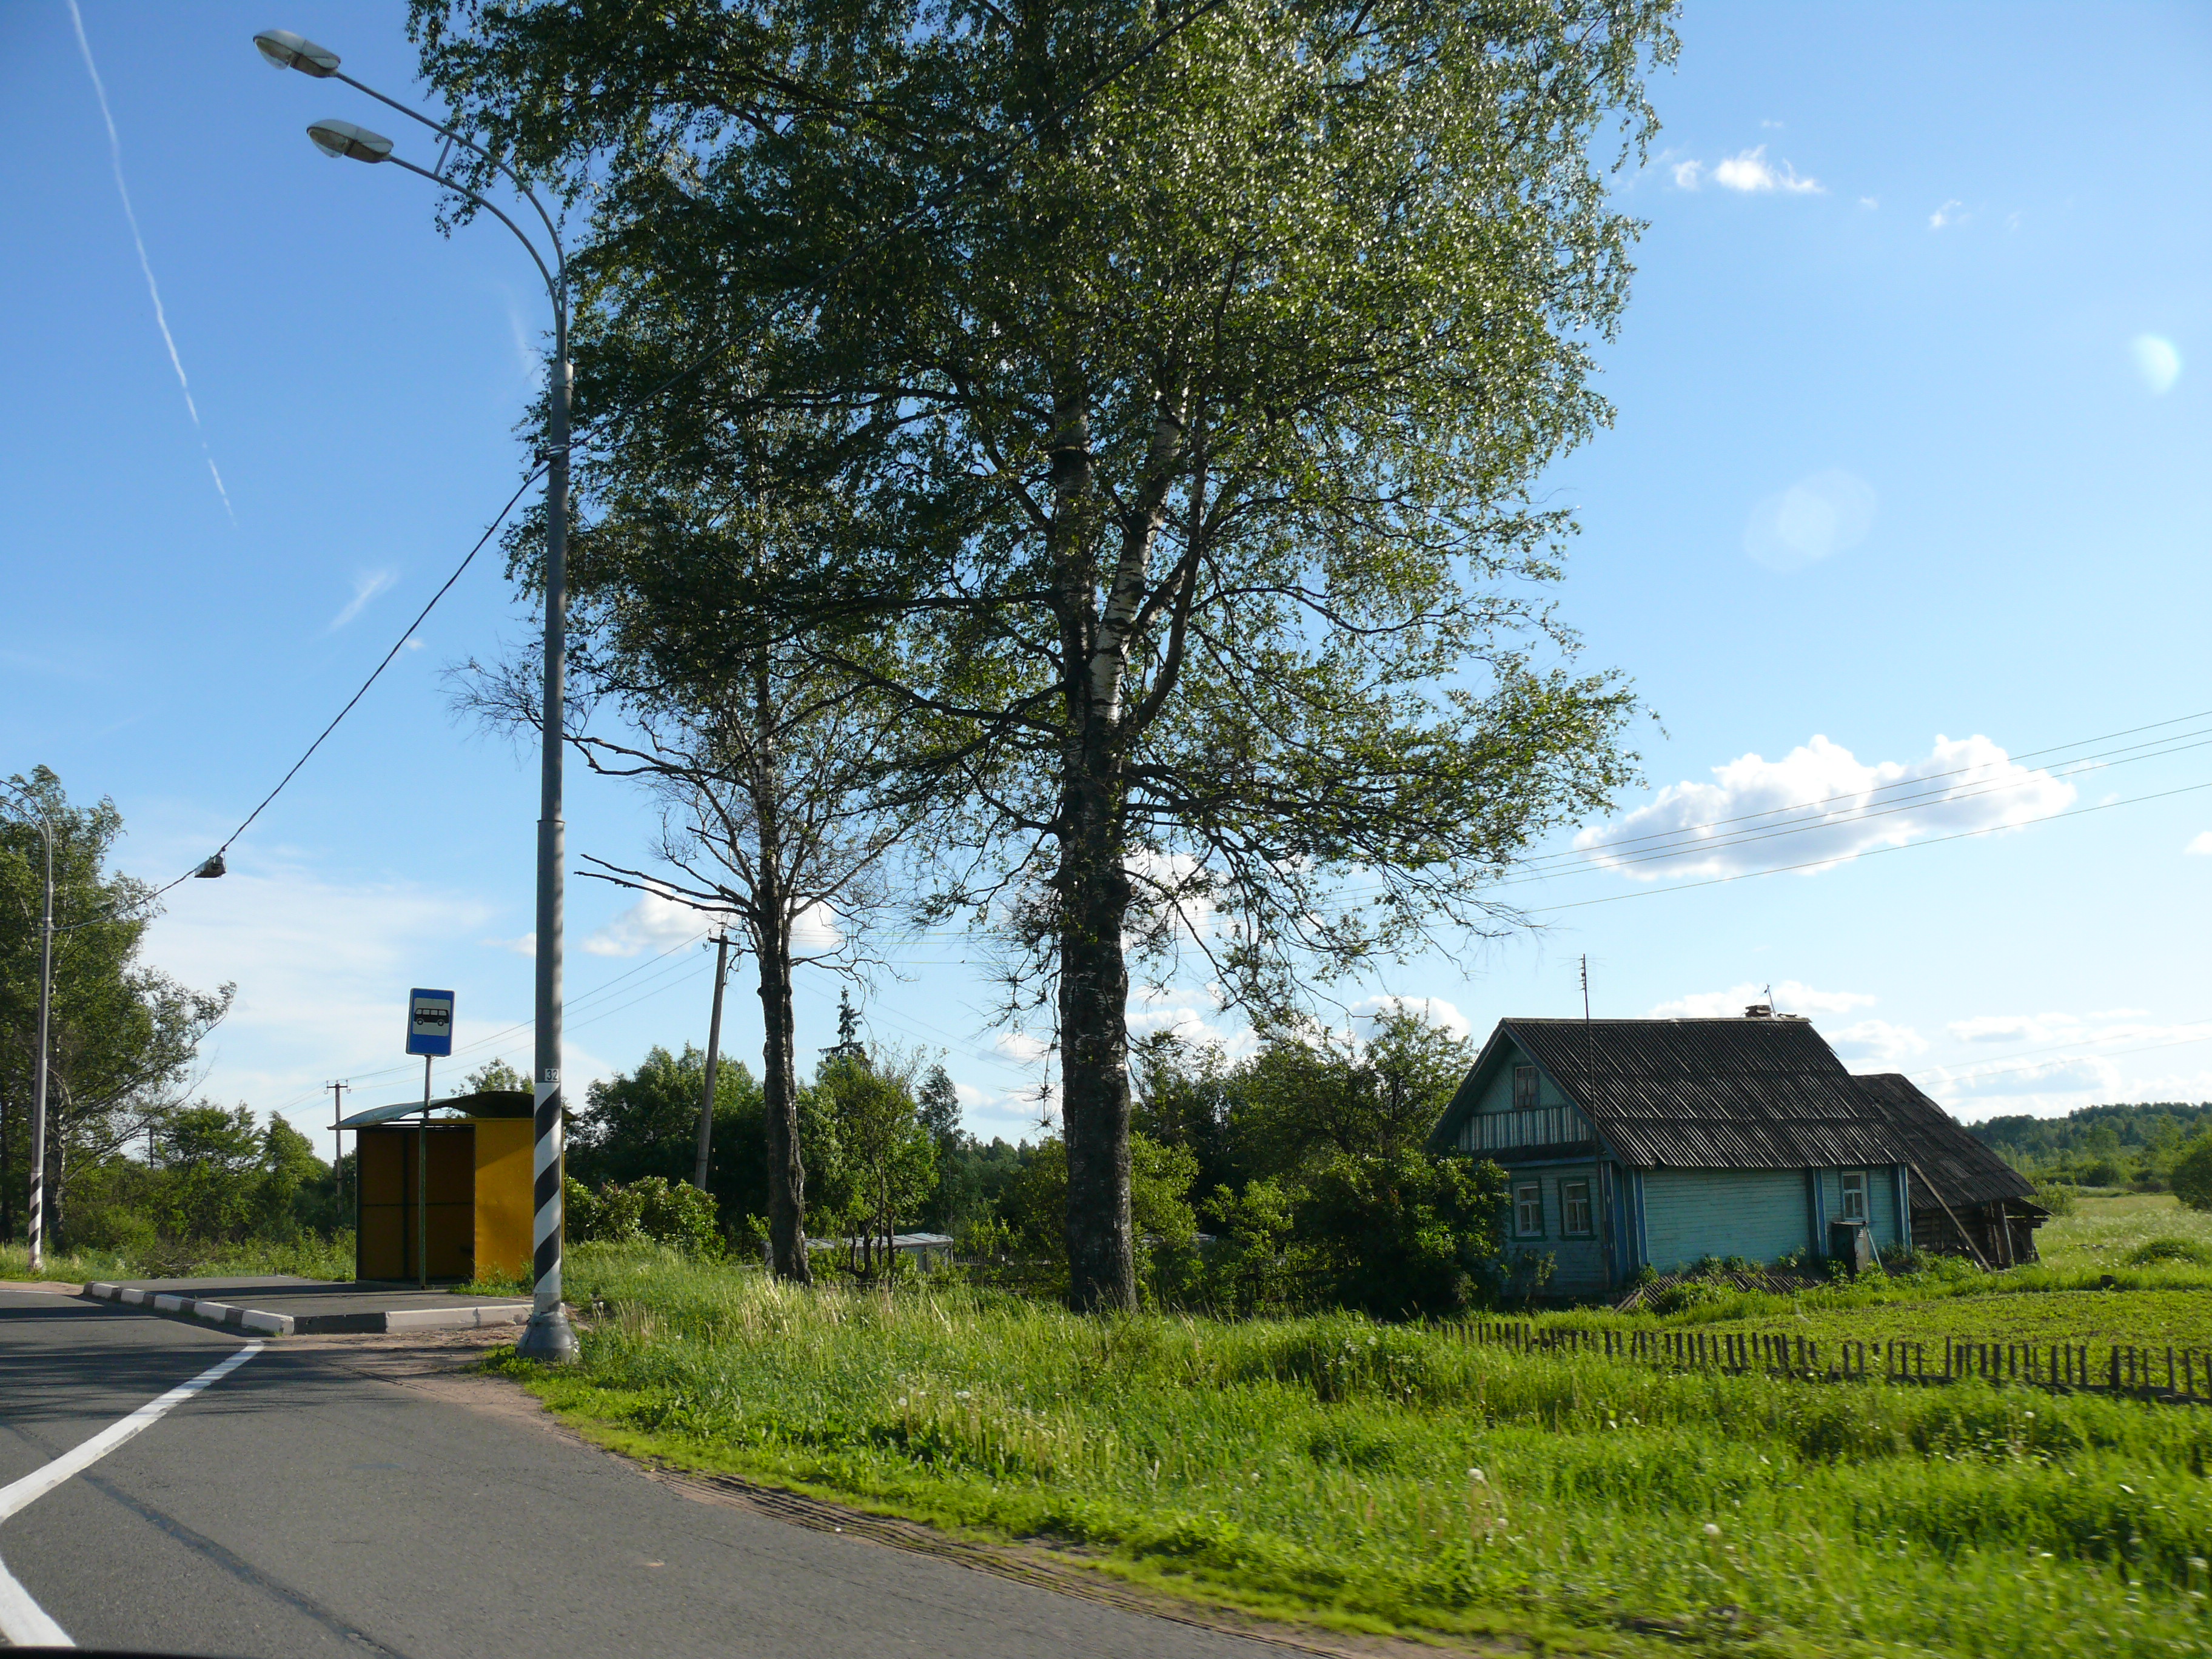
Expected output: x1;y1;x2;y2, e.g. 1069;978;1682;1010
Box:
407;988;455;1056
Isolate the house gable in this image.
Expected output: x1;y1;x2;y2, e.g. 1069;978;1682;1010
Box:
1428;1027;1600;1160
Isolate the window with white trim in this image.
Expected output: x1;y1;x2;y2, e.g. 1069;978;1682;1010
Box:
1511;1065;1540;1110
1514;1181;1545;1238
1560;1178;1594;1239
1840;1168;1868;1222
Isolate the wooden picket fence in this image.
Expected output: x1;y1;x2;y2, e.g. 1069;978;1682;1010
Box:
1461;1319;2212;1404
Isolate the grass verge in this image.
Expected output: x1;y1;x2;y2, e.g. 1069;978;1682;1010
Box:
498;1244;2212;1658
0;1233;355;1284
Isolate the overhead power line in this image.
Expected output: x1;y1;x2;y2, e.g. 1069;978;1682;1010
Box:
1506;729;2212;885
1515;706;2212;873
1529;777;2212;916
180;466;546;887
1902;1026;2212;1093
1914;1030;2212;1092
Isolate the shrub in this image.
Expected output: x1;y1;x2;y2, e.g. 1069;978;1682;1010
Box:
632;1176;720;1255
2170;1134;2212;1212
69;1202;159;1259
571;1176;720;1253
564;1175;604;1241
2126;1236;2212;1266
1881;1248;1980;1284
1651;1278;1726;1315
1293;1148;1505;1319
2033;1179;2079;1217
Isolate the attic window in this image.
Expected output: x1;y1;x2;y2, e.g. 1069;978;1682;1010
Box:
1512;1065;1540;1110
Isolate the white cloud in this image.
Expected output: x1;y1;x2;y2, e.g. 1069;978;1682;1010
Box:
1671;159;1704;190
1345;994;1470;1042
329;569;398;631
791;902;842;955
1577;732;2076;881
483;931;536;956
1942;1055;2119;1099
2133;335;2183;395
138;853;504;1144
1928;199;1964;229
1711;146;1822;194
1919;1019;2212;1118
993;1030;1051;1065
1858;196;1879;210
583;891;721;957
1827;1020;1929;1064
2185;831;2212;856
1743;468;1878;571
1648;980;1876;1019
1948;1013;2083;1045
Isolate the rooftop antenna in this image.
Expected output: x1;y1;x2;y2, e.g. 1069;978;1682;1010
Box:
1581;953;1596;1107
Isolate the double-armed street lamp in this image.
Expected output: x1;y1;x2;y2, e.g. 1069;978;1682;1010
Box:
254;29;574;1359
5;789;56;1275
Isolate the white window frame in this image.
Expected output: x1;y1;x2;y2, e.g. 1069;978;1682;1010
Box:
1560;1178;1594;1239
1840;1168;1868;1222
1512;1065;1541;1110
1514;1181;1545;1238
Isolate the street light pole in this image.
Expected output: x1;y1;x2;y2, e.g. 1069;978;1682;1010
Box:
258;30;575;1357
26;813;53;1274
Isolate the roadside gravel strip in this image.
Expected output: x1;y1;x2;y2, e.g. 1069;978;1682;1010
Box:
0;1338;264;1646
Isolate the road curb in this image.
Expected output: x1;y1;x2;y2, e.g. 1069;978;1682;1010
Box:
81;1282;533;1336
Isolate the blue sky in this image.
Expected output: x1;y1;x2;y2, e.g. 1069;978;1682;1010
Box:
4;1;2208;1156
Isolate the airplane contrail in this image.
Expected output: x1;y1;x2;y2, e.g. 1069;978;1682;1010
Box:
67;0;235;523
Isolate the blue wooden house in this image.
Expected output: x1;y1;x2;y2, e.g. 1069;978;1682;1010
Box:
1426;1011;2041;1296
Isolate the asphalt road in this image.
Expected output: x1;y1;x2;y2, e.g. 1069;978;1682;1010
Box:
0;1284;1284;1658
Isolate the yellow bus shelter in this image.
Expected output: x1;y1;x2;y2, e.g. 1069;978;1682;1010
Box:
337;1089;536;1282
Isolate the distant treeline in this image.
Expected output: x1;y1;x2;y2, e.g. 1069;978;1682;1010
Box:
1968;1101;2212;1187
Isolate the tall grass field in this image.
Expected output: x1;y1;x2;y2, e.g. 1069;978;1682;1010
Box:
514;1244;2212;1657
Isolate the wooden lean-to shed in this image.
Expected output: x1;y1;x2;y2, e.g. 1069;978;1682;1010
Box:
337;1089;536;1282
1427;1011;2040;1296
1855;1074;2046;1268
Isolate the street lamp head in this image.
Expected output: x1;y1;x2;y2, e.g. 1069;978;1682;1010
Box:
253;28;341;76
307;120;394;163
194;853;227;879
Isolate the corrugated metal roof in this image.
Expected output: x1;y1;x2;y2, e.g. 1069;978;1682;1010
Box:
337;1088;534;1128
1499;1017;1902;1168
1432;1018;2025;1184
1854;1073;2040;1210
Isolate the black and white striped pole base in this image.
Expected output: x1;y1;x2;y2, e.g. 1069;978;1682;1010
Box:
515;1070;577;1361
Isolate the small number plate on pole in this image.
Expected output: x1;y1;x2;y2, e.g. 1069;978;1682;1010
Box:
406;988;455;1056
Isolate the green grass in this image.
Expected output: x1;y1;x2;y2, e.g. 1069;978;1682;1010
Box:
1540;1287;2212;1354
2043;1194;2212;1276
0;1233;355;1284
1510;1196;2212;1354
498;1244;2212;1658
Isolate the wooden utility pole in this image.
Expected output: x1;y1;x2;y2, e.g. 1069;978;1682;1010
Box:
694;935;731;1192
329;1080;350;1224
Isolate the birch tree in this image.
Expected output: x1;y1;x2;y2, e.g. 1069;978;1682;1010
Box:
415;0;1673;1309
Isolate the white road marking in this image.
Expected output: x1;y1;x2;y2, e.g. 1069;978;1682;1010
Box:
0;1339;265;1647
0;1557;71;1646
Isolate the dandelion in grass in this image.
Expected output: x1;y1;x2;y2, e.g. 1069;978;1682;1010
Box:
1705;1523;1723;1537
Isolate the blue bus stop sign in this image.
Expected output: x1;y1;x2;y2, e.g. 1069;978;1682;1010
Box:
406;988;455;1057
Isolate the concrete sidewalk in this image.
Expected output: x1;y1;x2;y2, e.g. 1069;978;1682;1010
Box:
81;1275;535;1336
